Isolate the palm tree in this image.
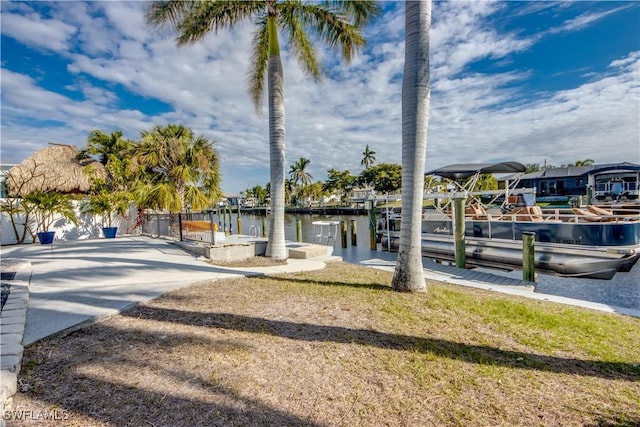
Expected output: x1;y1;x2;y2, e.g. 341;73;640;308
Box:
132;124;221;213
146;0;379;260
284;178;295;205
361;145;376;169
289;157;313;187
391;1;431;293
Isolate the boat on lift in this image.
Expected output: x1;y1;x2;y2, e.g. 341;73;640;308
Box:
375;162;640;280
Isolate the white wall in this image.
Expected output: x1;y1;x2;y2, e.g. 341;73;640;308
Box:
0;200;141;245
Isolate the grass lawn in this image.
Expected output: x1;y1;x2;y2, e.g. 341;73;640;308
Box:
10;262;640;426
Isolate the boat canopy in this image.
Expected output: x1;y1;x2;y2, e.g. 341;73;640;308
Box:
426;162;526;180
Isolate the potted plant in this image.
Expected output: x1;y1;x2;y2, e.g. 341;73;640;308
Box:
82;183;130;238
22;191;78;244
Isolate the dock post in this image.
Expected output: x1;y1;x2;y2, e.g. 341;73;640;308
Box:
453;197;466;268
261;216;267;238
237;214;242;235
222;209;227;234
522;232;536;282
350;219;357;246
341;221;348;248
178;212;183;241
296;219;302;242
227;206;232;234
367;201;377;250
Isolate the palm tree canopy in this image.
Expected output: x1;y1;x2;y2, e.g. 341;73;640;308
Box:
86;130;133;166
361;144;376;169
289;157;313;186
146;0;380;111
132;124;221;212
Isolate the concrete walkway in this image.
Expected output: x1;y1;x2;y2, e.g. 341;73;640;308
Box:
1;235;638;406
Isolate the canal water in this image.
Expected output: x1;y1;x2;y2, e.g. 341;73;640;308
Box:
237;213;639;310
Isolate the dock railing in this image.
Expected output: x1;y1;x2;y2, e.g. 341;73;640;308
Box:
142;211;231;244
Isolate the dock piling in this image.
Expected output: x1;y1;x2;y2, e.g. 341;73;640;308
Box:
453;197;466;268
350;219;357;246
522;232;536;282
341;221;348;248
367;201;377;250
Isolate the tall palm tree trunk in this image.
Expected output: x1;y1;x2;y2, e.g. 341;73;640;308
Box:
265;15;287;260
392;1;431;292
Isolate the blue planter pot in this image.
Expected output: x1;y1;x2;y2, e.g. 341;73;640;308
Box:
102;227;118;238
37;231;55;245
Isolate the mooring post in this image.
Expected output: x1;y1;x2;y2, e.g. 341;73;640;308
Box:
236;209;242;235
222;209;227;234
178;212;183;241
227;206;232;234
156;212;161;238
341;221;348;248
367;200;377;250
296;218;302;242
453;197;466;268
522;231;536;282
350;219;357;246
261;216;267;238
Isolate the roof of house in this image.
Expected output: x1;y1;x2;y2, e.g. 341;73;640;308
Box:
509;162;640;181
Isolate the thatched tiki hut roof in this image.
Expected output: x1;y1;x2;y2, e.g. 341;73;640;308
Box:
7;143;107;197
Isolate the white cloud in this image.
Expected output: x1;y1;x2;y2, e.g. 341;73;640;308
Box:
0;8;77;52
549;5;632;34
430;1;534;78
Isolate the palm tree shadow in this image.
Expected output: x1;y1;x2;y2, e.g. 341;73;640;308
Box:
20;325;324;427
122;306;640;382
257;274;392;291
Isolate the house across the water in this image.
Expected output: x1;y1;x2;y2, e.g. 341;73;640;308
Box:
502;162;640;203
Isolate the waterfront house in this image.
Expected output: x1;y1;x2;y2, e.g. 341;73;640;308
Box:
502;162;640;202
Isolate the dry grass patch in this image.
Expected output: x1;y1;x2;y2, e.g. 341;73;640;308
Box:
9;262;640;426
207;256;287;268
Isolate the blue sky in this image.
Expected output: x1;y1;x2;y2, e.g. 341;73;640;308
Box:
1;1;639;193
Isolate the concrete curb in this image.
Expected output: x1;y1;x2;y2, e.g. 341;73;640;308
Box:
0;260;31;409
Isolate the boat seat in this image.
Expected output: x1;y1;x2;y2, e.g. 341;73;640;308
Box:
510;206;544;222
465;203;488;220
572;208;616;222
586;205;613;216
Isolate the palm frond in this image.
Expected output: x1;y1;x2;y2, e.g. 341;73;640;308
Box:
323;1;381;27
175;0;264;46
146;1;199;29
279;11;321;81
184;185;211;211
281;2;367;62
248;17;269;112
